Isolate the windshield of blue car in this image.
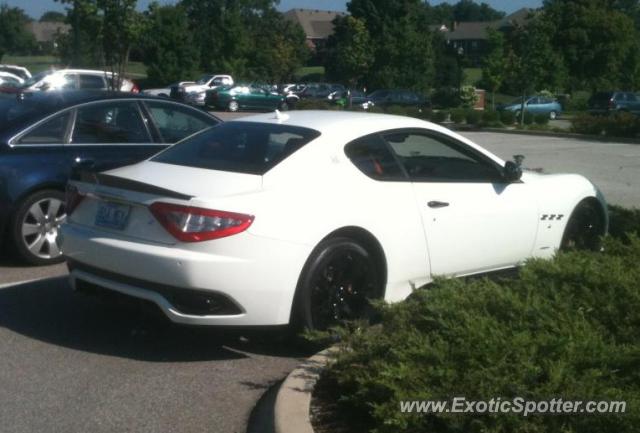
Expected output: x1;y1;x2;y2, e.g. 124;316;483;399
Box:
152;121;321;175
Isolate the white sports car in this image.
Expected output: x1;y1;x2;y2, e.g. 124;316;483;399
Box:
60;111;607;330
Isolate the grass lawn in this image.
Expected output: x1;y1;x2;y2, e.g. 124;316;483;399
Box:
1;55;148;78
295;65;325;80
463;67;481;86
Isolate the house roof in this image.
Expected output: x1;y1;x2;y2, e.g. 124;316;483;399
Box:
444;8;532;41
26;22;70;43
283;8;347;40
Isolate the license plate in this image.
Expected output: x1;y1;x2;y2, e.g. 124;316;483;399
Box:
95;201;131;230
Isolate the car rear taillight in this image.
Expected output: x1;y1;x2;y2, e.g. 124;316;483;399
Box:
150;202;254;242
65;184;85;216
131;83;140;93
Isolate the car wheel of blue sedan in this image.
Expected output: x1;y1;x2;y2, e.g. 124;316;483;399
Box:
11;190;66;265
549;111;558;120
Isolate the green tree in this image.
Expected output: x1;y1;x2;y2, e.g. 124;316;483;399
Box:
56;0;103;67
347;0;435;92
39;11;67;22
141;3;199;86
451;0;505;22
325;15;372;87
0;5;37;60
543;0;638;91
481;28;505;109
98;0;144;89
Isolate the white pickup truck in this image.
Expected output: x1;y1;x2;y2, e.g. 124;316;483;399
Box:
170;74;234;106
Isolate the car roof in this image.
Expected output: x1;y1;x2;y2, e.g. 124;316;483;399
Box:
232;110;435;137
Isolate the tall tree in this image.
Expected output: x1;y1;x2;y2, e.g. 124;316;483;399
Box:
40;11;67;22
141;3;199;86
481;28;505;109
324;15;373;87
56;0;103;67
347;0;435;92
98;0;143;89
542;0;638;91
0;5;37;60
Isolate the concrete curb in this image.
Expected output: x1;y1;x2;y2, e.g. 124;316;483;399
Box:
274;346;339;433
449;125;640;145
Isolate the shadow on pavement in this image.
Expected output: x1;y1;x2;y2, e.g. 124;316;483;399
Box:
0;276;309;362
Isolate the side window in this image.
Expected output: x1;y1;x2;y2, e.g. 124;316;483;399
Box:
382;131;502;183
18;113;70;144
72;101;151;144
79;74;106;89
344;134;405;181
60;74;78;90
145;101;217;143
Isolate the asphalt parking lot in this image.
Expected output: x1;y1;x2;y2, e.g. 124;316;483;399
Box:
1;112;638;433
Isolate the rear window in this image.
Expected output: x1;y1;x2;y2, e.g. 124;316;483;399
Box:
152;121;321;175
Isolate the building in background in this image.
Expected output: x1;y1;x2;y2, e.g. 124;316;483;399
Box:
283;8;347;52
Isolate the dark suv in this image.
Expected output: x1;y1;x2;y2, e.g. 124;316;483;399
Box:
588;91;640;115
367;89;430;109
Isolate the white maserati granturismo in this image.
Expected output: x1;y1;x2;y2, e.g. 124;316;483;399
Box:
60;111;607;330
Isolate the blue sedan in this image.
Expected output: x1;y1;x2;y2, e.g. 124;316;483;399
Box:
0;91;220;265
499;96;562;120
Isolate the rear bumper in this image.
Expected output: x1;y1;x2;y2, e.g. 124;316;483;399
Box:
60;222;311;326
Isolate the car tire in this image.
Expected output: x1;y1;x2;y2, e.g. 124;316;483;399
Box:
293;237;383;331
228;100;239;112
515;110;522;120
279;102;289;111
549;111;558;120
560;199;605;251
10;189;67;265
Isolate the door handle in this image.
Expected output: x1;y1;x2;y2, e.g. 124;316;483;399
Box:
428;201;449;209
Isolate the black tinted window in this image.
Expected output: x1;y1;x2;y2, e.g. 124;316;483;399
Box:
345;134;405;181
72;101;150;144
18;113;70;144
79;74;106;89
383;131;502;182
145;101;217;143
152;122;320;175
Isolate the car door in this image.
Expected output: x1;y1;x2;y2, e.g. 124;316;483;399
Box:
67;100;165;172
526;97;540;114
380;129;539;277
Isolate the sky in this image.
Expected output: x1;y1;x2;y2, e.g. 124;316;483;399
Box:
8;0;544;20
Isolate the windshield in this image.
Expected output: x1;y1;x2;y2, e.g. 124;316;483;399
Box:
152;121;321;175
196;75;213;85
22;71;48;88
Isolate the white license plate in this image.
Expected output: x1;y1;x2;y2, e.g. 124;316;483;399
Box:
95;202;131;230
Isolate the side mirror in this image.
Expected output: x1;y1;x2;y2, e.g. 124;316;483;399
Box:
504;155;524;182
503;161;522;182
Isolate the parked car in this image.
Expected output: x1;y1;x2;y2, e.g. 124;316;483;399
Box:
0;91;221;265
367;89;430;110
300;83;345;99
498;96;562;119
205;84;291;111
171;74;234;105
15;69;139;93
0;65;31;81
0;72;24;93
143;81;195;98
587;91;640;116
61;111;606;330
329;89;370;109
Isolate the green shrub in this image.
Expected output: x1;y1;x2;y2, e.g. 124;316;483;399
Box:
481;110;499;124
450;108;466;124
367;105;385;114
609;205;640;242
534;113;549;125
522;111;534;125
294;98;332;110
499;110;516;125
465;109;481;125
384;105;408;116
603;112;640;138
404;106;431;120
571;113;606;135
320;236;640;433
432;110;449;123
